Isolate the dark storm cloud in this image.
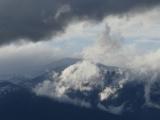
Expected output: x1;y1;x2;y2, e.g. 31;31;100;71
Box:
0;0;160;45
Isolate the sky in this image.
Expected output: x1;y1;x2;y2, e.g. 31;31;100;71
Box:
0;0;160;76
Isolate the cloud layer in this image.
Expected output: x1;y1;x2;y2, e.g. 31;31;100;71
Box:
0;0;160;45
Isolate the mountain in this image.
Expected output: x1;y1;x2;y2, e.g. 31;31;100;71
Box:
0;58;160;120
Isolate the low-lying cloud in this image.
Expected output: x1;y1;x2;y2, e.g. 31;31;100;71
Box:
34;60;128;114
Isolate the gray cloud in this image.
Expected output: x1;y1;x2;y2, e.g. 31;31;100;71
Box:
0;0;160;45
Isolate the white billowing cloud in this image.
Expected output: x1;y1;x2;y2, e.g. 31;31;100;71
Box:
82;24;135;68
82;22;160;72
34;60;128;114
